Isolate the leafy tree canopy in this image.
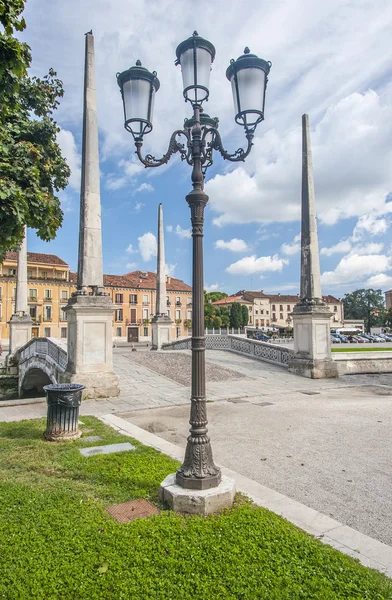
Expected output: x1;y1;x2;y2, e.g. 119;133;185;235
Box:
204;291;228;303
342;288;385;332
0;0;70;257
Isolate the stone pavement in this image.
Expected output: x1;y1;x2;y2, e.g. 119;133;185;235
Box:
1;347;392;550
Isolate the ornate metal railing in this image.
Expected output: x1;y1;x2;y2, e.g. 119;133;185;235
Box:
163;335;294;367
15;337;68;371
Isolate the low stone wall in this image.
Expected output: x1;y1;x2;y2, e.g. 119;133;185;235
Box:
163;335;294;368
333;352;392;375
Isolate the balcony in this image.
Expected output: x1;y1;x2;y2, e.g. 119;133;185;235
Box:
44;297;53;302
167;301;171;306
175;301;182;306
43;317;53;322
142;301;149;306
28;296;38;302
129;300;138;304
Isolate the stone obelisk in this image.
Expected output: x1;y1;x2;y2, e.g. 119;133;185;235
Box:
289;114;338;379
62;31;120;398
8;225;32;357
152;204;172;349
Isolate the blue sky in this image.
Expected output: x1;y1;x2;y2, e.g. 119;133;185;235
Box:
21;0;392;297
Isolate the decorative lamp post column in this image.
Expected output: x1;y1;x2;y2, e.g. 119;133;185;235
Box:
117;32;271;491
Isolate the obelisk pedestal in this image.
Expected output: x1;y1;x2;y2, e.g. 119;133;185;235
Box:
8;226;32;358
61;32;119;398
151;204;172;349
289;115;338;379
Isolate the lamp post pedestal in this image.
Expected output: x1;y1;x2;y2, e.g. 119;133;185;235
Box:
160;473;236;515
151;315;173;350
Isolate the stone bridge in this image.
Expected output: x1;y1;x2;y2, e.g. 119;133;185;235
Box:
13;337;68;396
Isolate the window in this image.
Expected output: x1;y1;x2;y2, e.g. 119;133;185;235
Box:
115;293;123;304
56;271;66;279
44;327;51;337
29;288;38;301
255;310;258;314
12;287;16;299
0;304;2;319
29;306;37;319
130;308;137;323
260;319;265;326
27;269;33;278
255;320;259;327
61;327;67;339
176;327;181;338
41;271;47;278
142;308;148;320
129;294;137;304
0;287;2;300
44;289;52;299
272;313;276;321
280;313;284;320
176;296;181;306
334;306;338;312
272;304;276;311
9;268;16;276
60;308;67;321
287;305;291;311
280;305;283;311
61;290;68;301
143;295;149;305
166;296;170;306
260;310;264;314
249;306;252;312
176;310;181;320
115;309;123;322
187;310;192;320
116;327;122;337
45;305;52;320
167;309;171;318
187;297;192;305
143;327;148;337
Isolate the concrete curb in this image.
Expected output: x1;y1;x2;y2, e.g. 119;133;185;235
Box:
100;413;392;578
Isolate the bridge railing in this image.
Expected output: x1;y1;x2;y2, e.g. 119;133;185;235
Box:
163;335;294;368
15;337;68;372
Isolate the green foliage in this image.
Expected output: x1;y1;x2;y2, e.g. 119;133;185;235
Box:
343;289;385;332
241;304;249;327
383;308;392;328
0;416;391;599
230;302;242;328
204;291;228;303
0;0;70;256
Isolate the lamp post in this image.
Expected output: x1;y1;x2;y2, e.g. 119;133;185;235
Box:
117;32;271;491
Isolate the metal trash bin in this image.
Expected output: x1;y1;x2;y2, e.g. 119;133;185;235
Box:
44;383;85;441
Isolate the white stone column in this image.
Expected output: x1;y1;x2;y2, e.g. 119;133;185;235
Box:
62;32;119;398
8;226;32;357
152;203;172;349
289;115;338;379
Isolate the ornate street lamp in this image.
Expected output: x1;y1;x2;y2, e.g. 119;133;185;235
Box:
117;31;271;490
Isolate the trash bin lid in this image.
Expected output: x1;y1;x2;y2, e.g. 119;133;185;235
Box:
44;383;85;392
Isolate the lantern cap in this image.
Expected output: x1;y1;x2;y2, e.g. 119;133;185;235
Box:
184;112;219;129
117;60;160;92
175;31;216;66
226;47;271;81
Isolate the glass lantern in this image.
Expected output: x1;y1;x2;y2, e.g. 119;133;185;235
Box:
175;31;216;105
117;60;160;139
226;47;271;132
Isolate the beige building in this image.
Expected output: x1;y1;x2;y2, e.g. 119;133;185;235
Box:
385;289;392;310
213;290;344;330
0;252;192;343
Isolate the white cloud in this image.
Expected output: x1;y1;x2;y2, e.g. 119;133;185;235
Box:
138;232;157;262
126;244;136;254
165;263;176;277
365;273;392;289
134;183;154;194
321;240;352;256
215;238;249;252
57;129;81;191
206;89;392;228
267;284;299;292
205;284;219;292
281;234;301;256
166;225;173;233
352;214;389;240
174;225;192;239
351;242;384;256
226;255;289;276
321;254;392;285
126;262;138;270
135;202;145;212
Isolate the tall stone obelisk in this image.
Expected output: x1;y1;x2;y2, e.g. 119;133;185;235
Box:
152;204;172;349
8;225;32;357
289;114;338;379
62;32;120;398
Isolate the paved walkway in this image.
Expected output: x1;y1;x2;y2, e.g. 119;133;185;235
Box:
1;347;392;550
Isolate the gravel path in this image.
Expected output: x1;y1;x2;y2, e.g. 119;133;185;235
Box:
127;350;247;387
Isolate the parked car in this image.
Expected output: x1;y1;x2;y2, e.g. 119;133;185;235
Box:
372;335;385;342
336;334;349;343
255;333;269;341
356;336;368;343
360;334;373;342
331;335;341;344
347;336;359;343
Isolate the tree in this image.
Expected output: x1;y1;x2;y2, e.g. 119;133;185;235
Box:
0;0;70;256
342;288;385;332
383;308;392;328
230;302;242;328
241;304;249;327
204;291;228;303
220;306;230;328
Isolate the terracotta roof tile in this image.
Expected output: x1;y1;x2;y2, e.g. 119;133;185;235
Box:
212;295;251;305
69;270;191;291
5;251;68;266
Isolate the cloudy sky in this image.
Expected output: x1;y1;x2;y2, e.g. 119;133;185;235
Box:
21;0;392;297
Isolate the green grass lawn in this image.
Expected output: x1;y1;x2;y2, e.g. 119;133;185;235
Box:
332;346;392;352
0;417;391;599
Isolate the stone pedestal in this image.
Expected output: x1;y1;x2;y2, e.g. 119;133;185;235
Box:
151;315;173;350
160;473;236;515
8;314;32;357
289;307;338;379
61;295;120;398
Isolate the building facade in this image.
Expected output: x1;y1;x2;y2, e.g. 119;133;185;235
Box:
0;252;192;343
213;290;344;330
385;289;392;311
